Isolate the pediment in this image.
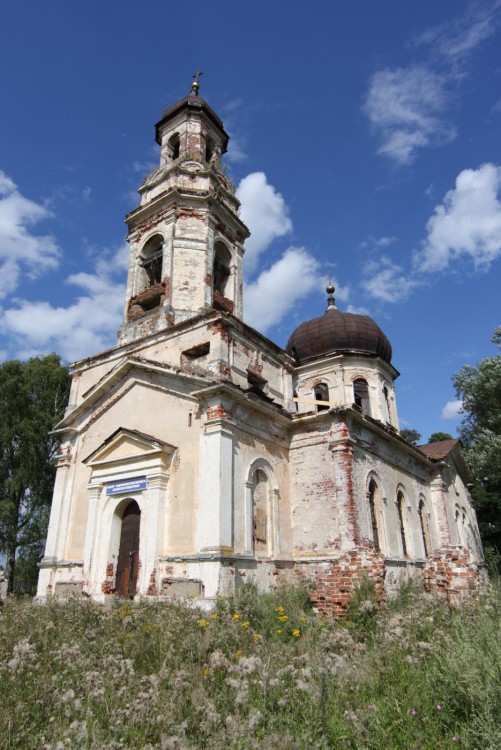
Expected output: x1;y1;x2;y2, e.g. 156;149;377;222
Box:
83;427;174;467
53;356;208;434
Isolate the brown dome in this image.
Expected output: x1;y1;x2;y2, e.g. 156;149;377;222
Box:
286;306;392;365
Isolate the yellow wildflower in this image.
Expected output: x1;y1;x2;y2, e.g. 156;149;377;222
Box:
276;629;283;635
210;614;219;620
235;650;243;660
275;605;285;613
278;615;289;622
203;667;210;678
252;633;261;643
300;616;307;623
292;629;301;637
232;613;241;621
198;618;209;629
241;621;250;628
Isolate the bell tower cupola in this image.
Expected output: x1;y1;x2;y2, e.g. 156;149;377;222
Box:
118;73;250;346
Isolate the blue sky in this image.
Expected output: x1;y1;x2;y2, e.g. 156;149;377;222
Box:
1;0;500;442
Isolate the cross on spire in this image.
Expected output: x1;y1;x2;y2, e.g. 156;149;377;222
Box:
190;70;203;96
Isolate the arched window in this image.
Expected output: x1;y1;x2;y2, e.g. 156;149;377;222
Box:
353;378;371;415
213;241;232;297
418;498;431;557
205;136;215;162
396;491;409;557
252;469;269;556
167;133;180;161
140;234;163;287
383;384;391;422
314;383;329;411
368;479;381;552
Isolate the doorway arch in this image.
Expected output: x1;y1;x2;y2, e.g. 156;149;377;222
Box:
115;500;141;598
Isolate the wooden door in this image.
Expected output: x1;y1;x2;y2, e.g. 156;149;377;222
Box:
115;500;140;598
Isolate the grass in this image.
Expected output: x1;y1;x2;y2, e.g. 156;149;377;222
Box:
1;580;501;749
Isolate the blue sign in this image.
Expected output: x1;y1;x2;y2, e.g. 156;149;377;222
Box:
106;476;147;495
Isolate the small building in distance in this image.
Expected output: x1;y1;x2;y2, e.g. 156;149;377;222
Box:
36;80;484;614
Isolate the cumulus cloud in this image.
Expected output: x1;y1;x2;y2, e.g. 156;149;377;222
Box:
0;170;60;298
364;66;454;165
442;399;463;419
361;255;418;304
415;163;501;273
236;172;292;272
3;245;128;362
244;247;320;333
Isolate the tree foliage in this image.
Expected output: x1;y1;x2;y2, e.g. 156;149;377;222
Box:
428;432;454;443
0;354;70;592
400;428;422;445
454;326;501;568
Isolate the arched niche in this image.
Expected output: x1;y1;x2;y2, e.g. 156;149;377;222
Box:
367;476;386;554
244;459;279;557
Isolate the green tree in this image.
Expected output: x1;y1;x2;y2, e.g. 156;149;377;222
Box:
400;428;422;445
453;327;501;569
428;432;454;443
0;354;70;593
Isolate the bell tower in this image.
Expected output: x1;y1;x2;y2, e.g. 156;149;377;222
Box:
118;74;249;346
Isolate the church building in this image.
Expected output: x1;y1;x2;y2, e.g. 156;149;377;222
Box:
37;79;484;614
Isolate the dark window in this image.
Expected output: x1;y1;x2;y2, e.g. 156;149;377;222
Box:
140;235;163;287
397;492;408;557
418;500;431;557
168;133;180;161
353;378;371;415
213;242;231;296
314;383;329;411
368;480;380;551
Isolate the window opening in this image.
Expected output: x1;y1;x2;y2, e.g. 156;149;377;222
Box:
383;384;391;422
167;133;180;161
397;491;408;557
252;469;269;555
368;480;380;551
213;242;231;297
353;378;371;415
314;383;329;411
205;137;215;162
140;235;163;287
418;499;431;557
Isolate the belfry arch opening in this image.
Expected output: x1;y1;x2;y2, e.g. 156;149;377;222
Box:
167;133;180;161
140;234;163;288
353;378;371;415
314;382;329;411
115;500;141;599
213;241;232;298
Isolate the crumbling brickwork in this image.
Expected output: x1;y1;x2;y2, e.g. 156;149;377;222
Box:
423;546;481;604
309;543;385;617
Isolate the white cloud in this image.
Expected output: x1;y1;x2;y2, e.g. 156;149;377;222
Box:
442;399;463;419
364;66;454;165
236;172;292;272
0;170;60;298
3;245;128;362
415;163;501;273
361;255;417;303
244;247;320;332
413;3;499;69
